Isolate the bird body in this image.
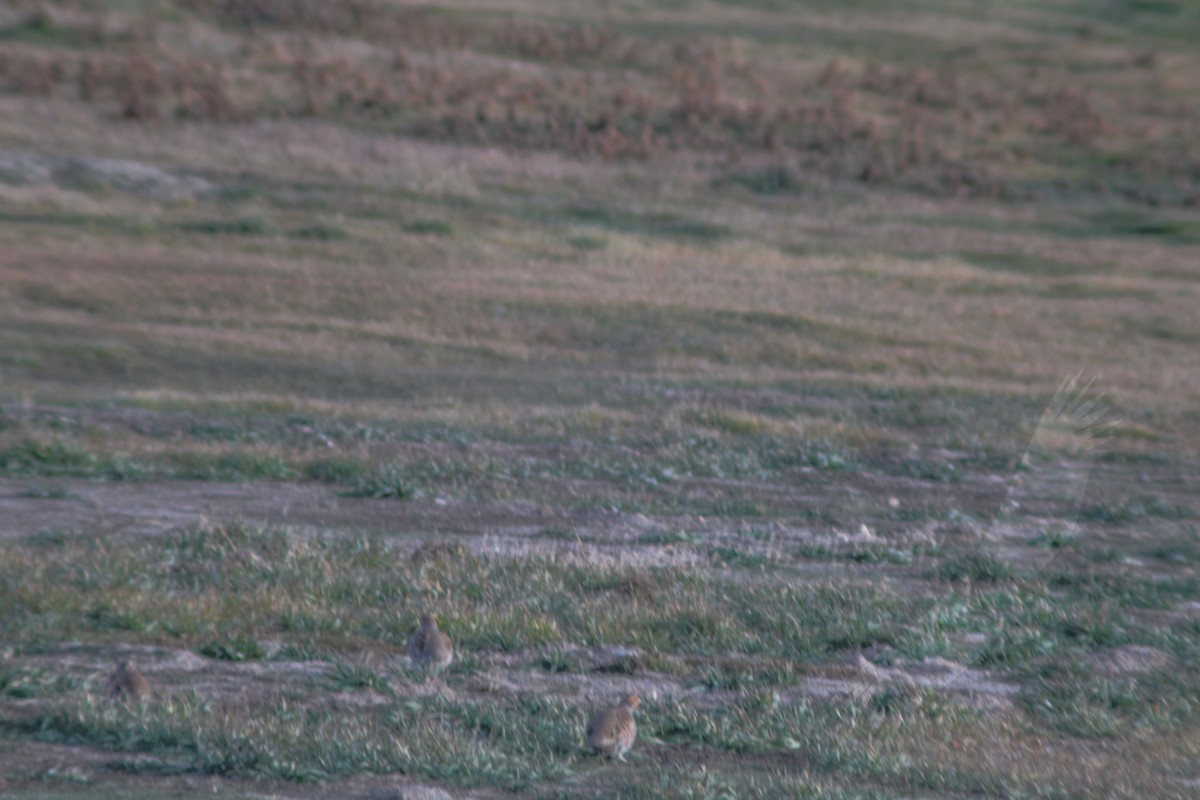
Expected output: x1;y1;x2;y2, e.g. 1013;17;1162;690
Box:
108;660;151;703
587;694;639;761
408;613;454;675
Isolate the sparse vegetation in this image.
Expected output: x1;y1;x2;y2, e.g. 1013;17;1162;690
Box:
0;0;1197;797
2;524;1199;794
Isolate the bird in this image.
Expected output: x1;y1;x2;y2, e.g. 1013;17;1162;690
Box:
985;372;1114;545
107;659;151;703
586;693;639;761
408;613;454;676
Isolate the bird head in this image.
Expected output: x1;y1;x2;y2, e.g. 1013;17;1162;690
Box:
623;694;640;711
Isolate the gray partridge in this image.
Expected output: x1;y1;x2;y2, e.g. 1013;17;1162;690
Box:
108;659;151;703
586;693;639;761
408;613;454;676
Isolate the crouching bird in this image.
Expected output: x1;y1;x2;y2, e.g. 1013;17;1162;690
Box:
587;693;639;761
108;659;151;703
408;613;454;677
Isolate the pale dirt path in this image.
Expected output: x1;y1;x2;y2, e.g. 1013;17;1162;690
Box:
0;476;896;570
0;477;543;538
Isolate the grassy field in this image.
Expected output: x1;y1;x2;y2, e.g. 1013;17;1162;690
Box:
1;0;1199;798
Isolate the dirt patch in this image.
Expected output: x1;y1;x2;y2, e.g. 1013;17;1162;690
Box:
9;641;334;710
1085;645;1173;678
0;475;911;572
8;640;687;716
0;476;578;541
472;646;689;708
0;735;494;800
792;651;1017;711
0;150;214;199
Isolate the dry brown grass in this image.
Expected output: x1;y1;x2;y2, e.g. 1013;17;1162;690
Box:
2;0;1195;199
0;131;1196;454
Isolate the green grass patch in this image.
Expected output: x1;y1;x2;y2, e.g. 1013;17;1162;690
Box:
564;204;730;242
937;551;1013;583
0;665;79;698
18;693;578;786
565;234;607;251
534;649;579;674
1021;659;1199;738
1055;209;1200;244
402;219;454;236
962;251;1106;278
199;637;268;662
178;216;277;236
0;524;924;660
0;437;151;480
167;451;297;481
335;462;425;499
0;12;83;46
1078;496;1197;524
291;222;350;241
325;660;392;694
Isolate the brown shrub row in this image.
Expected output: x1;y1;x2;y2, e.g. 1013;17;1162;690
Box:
0;42;1131;195
0;2;1189;198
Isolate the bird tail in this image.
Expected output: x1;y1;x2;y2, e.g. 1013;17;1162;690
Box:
985;371;1115;542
